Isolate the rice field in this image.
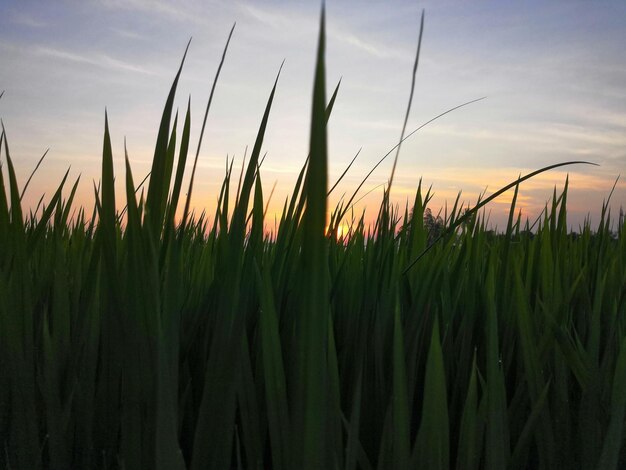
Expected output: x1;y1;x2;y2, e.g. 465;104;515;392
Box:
1;10;625;470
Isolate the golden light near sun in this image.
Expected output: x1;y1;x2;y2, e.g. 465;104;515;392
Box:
325;222;351;241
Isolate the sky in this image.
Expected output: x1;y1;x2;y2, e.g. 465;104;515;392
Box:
1;0;625;231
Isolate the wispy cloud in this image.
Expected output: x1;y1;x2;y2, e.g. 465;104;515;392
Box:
11;12;47;28
422;122;626;155
239;3;409;61
110;27;146;41
34;46;156;75
565;104;626;130
329;30;410;61
239;4;298;30
98;0;212;25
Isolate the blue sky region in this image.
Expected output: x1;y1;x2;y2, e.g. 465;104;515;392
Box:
1;0;625;230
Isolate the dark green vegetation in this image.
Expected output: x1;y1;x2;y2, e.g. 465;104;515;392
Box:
1;11;625;470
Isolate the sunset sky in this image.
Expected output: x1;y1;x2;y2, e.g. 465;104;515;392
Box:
1;0;625;230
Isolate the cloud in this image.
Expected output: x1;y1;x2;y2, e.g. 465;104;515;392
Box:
11;12;47;28
110;27;146;41
239;4;317;33
239;3;409;61
329;30;411;62
34;46;156;75
98;0;213;25
534;124;626;148
420;122;626;160
566;105;626;130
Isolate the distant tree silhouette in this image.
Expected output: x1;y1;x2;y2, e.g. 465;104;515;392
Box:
423;208;444;244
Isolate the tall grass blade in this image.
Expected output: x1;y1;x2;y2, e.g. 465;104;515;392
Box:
412;318;449;469
392;300;410;469
145;39;190;234
1;123;23;227
19;148;49;201
456;355;480;470
296;6;329;468
485;261;510;470
167;97;191;227
182;24;235;229
256;264;291;470
596;335;626;469
388;9;424;190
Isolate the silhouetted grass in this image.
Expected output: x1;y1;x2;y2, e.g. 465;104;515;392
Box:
0;10;624;470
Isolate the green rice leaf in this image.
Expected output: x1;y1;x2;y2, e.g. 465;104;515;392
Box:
508;381;551;470
0;130;8;232
596;334;626;469
256;263;291;470
392;300;410;469
412;317;449;470
168;97;191;227
1;123;23;228
100;111;116;232
231;63;283;240
456;355;480;470
295;6;329;469
485;261;510;470
146;40;190;234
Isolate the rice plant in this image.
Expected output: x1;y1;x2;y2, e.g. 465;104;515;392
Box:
1;9;624;470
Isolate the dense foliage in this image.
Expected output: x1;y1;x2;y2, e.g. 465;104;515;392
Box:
1;12;625;470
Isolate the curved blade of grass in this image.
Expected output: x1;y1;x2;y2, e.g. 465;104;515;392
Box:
263;180;277;219
325;77;341;123
59;174;81;227
19;147;49;201
327;147;361;196
404;161;599;273
339;97;485;223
